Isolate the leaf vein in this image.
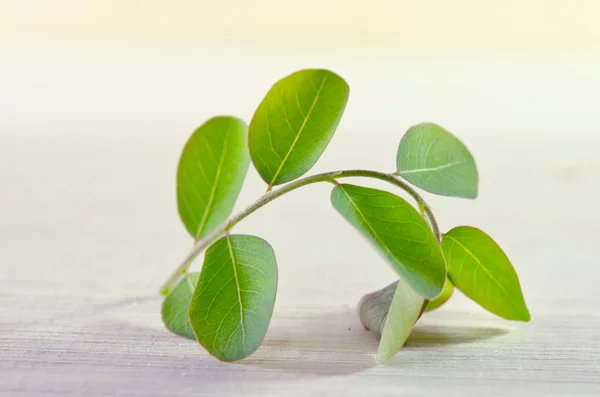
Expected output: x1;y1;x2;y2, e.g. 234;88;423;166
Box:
268;75;328;186
195;126;230;239
226;236;247;352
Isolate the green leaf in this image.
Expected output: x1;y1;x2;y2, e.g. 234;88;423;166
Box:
248;69;349;188
396;123;478;199
177;116;250;240
442;226;530;321
188;234;278;361
377;277;425;362
331;184;446;299
358;280;428;361
357;281;397;336
425;277;454;312
358;279;430;332
161;273;200;340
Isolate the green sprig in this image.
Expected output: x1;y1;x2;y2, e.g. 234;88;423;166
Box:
158;68;530;363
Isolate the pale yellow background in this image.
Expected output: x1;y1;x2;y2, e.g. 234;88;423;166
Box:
3;0;600;52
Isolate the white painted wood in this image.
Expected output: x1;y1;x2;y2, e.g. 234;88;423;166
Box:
1;48;599;396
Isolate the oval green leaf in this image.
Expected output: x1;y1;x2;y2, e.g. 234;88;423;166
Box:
331;184;446;299
377;277;425;362
161;273;199;340
177;116;250;240
248;69;349;188
425;277;454;312
396;123;478;199
442;226;530;321
188;234;278;361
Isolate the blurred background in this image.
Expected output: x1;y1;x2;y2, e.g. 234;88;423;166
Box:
3;0;600;140
1;0;599;324
3;0;600;50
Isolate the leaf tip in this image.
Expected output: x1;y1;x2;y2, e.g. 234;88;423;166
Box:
518;307;531;322
466;189;479;199
375;349;393;364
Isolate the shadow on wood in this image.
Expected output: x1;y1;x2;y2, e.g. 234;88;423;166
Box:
408;324;511;346
240;307;379;375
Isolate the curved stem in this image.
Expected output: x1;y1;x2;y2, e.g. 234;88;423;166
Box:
160;169;440;296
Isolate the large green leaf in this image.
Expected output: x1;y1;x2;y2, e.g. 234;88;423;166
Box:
425;277;454;312
188;234;278;361
396;123;478;199
161;273;199;340
442;226;530;321
331;184;446;299
248;69;349;188
377;277;425;362
177;116;250;240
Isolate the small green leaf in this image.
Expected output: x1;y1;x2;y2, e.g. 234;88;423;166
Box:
357;280;429;335
161;273;200;339
248;69;349;188
331;184;446;299
177;116;250;240
442;226;530;321
425;278;454;312
188;234;278;361
357;281;397;336
377;277;425;362
396;123;478;199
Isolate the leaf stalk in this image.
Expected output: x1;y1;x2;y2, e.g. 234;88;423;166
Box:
160;169;440;296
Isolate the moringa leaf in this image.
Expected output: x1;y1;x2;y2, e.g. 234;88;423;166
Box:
357;281;397;336
161;273;200;339
248;69;349;188
442;226;530;321
425;277;454;312
177;116;250;240
331;184;446;299
358;279;431;333
357;276;448;336
377;277;425;362
188;234;278;361
396;123;478;199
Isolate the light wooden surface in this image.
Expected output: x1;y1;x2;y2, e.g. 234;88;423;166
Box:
1;48;600;396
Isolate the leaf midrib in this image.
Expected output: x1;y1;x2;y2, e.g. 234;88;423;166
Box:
445;234;522;313
399;160;466;175
226;236;246;352
338;186;419;286
268;75;327;187
195;126;230;239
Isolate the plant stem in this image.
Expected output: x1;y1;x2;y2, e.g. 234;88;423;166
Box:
160;169;440;296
